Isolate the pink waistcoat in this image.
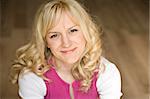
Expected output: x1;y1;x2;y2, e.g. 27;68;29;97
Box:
44;67;99;99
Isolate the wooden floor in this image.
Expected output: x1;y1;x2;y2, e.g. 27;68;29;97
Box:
0;0;149;99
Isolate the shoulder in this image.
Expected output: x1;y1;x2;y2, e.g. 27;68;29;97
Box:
18;72;46;99
99;57;120;75
96;57;122;99
19;72;43;82
97;57;121;83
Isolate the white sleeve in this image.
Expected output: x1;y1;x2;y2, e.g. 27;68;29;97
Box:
18;72;46;99
96;57;122;99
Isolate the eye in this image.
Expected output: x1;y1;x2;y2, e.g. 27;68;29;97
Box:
70;29;78;33
50;34;59;39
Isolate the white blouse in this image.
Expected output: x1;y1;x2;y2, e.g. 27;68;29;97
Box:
18;57;122;99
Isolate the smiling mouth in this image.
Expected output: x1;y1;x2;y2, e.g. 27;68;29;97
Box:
61;48;77;54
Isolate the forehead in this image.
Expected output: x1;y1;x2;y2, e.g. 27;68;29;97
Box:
50;12;78;31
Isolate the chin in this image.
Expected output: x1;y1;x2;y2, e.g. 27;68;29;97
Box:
63;57;80;65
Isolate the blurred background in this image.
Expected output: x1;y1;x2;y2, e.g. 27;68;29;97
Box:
0;0;149;99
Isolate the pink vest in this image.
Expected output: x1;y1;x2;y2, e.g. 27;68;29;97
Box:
44;67;99;99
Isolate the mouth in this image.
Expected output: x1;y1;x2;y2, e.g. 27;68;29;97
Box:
61;47;77;54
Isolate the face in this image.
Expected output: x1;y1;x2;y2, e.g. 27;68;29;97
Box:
46;13;86;66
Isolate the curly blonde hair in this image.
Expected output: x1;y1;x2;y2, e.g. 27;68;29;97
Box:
10;0;103;92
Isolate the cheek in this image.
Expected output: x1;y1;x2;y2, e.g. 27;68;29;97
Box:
46;39;61;52
46;39;52;48
47;43;59;56
46;37;57;48
76;33;86;45
47;42;58;50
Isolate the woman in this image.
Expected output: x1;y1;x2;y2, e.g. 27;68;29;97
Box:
10;0;122;99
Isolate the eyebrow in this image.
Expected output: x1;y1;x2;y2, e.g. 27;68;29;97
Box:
48;25;77;34
68;25;77;30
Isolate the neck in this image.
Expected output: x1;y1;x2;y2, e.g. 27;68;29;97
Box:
53;57;73;74
53;57;75;84
57;63;72;74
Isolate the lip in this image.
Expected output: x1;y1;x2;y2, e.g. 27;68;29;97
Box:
61;47;77;54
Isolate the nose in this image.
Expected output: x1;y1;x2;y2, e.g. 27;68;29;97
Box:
61;33;72;48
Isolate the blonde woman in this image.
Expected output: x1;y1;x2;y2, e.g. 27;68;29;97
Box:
10;0;122;99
